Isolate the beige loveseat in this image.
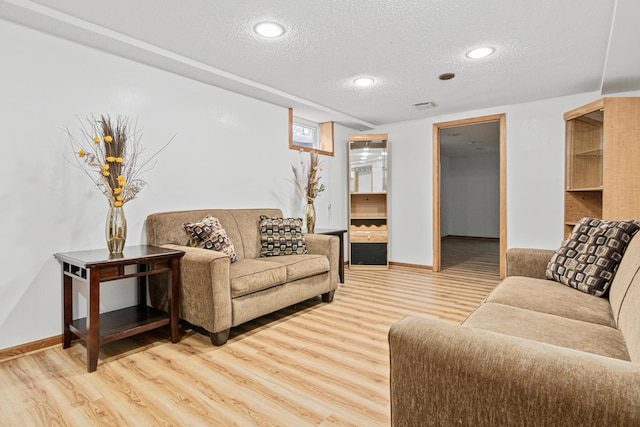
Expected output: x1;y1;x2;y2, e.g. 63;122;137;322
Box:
146;208;339;345
389;234;640;426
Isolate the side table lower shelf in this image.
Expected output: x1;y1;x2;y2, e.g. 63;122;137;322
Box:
69;306;171;346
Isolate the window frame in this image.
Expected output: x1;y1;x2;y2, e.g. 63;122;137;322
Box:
288;108;334;156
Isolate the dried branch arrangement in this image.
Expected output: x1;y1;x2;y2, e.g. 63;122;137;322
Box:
292;152;325;204
66;115;172;207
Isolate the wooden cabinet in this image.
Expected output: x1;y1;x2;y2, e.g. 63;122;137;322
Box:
348;133;389;269
564;97;640;238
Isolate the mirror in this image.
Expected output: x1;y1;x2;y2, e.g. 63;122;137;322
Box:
349;139;387;193
288;108;334;156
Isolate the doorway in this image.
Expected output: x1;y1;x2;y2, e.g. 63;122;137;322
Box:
433;114;507;277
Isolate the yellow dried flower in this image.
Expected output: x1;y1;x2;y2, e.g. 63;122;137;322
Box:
106;156;116;162
117;175;125;181
93;136;100;143
78;149;86;157
114;201;123;207
104;135;113;142
115;157;123;163
113;187;122;195
101;164;109;170
116;195;124;201
102;171;110;177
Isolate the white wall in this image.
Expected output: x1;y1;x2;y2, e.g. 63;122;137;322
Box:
0;20;352;349
366;120;433;266
370;90;640;268
3;18;640;350
441;152;500;238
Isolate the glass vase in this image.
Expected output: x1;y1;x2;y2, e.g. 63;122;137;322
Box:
106;205;127;254
305;202;316;234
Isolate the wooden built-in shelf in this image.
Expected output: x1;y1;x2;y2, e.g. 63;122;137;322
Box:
563;97;640;238
348;134;389;269
566;187;603;192
350;193;387;218
573;149;603;157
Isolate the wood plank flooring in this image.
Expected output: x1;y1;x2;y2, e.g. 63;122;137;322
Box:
0;238;500;426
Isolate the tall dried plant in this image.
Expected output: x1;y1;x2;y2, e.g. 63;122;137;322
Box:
292;152;325;204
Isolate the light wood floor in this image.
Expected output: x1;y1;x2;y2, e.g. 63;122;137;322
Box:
0;238;500;426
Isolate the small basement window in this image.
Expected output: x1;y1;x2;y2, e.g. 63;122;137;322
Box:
288;108;334;156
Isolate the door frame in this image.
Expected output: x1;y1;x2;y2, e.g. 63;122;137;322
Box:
433;113;507;278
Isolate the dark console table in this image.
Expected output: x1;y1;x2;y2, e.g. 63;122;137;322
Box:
313;229;347;283
54;245;185;372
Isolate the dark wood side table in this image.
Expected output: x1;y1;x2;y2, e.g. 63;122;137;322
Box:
54;245;185;373
313;229;347;283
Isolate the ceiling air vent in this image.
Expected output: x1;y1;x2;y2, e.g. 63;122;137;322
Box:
413;101;436;110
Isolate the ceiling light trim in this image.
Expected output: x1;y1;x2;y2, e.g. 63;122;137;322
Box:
254;22;285;38
353;77;375;87
466;46;495;59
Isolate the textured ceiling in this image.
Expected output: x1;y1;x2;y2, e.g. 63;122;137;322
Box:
2;0;638;129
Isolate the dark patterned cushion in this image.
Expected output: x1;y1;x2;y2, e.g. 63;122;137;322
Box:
182;216;238;263
259;215;307;256
545;217;640;296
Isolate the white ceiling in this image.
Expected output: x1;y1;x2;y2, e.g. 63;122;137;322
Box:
2;0;639;130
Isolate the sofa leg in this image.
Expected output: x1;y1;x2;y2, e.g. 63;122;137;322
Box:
322;290;335;302
210;329;230;346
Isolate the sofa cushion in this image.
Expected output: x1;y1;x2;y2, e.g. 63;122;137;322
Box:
616;263;640;363
183;216;238;262
545;217;640;296
608;233;640;324
262;254;329;282
229;259;287;298
486;276;616;327
259;215;308;256
463;303;630;360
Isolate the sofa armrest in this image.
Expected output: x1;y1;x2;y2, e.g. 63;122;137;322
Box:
388;316;640;427
505;248;555;279
304;234;340;287
159;244;232;334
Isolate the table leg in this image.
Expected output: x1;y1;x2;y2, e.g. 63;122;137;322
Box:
138;263;148;307
62;270;72;348
87;270;100;373
170;257;180;343
338;234;345;283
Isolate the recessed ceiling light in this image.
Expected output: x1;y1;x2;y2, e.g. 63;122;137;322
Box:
353;77;375;87
466;46;495;59
254;22;285;38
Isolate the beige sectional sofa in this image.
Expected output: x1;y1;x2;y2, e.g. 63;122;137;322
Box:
146;208;339;345
389;234;640;426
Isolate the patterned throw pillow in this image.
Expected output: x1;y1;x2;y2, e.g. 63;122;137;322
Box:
182;216;238;262
259;215;307;256
545;217;640;296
